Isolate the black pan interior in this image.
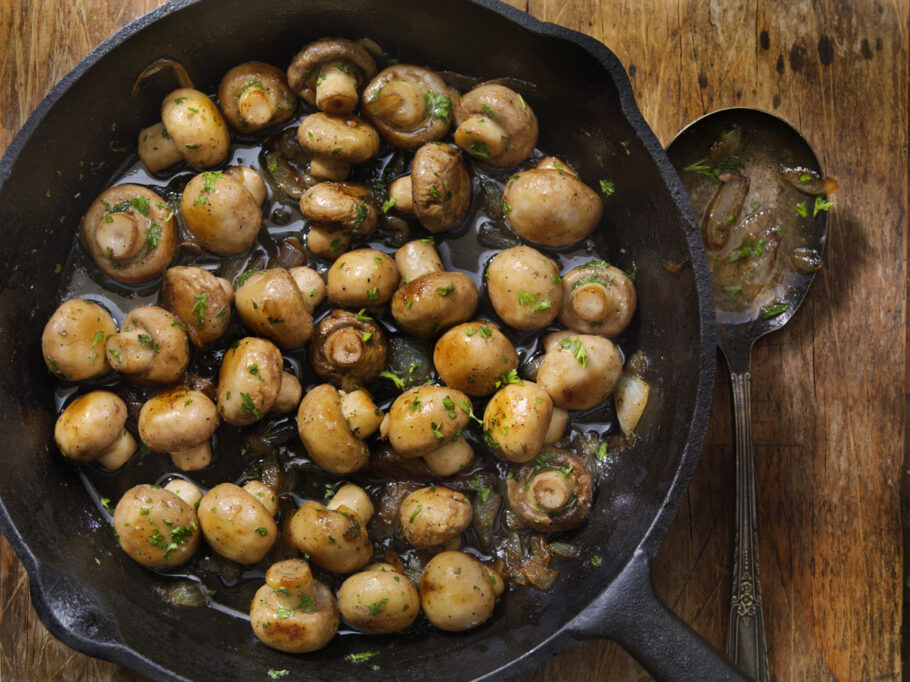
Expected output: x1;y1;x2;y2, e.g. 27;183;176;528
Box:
0;0;712;679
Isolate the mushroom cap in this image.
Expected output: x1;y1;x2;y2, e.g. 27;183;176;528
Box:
502;162;604;247
106;306;189;386
181;169;263;256
161;88;230;169
216;336;284;425
138;387;218;454
250;576;339;653
419;551;497;632
433;322;519;396
482;381;553;462
234;268;314;349
454;83;538;167
559;262;637;337
287;38;377;108
337;568;420;634
54;391;128;463
411;143;472;233
288;500;372;573
536;333;623;410
137;121;182;173
391;271;479;338
79;184;177;284
218;61;297;133
299;182;378;235
297;113;380;164
386;385;472;459
162;266;232;348
297;383;370;474
361;65;454;149
485;245;563;331
399;486;472;549
505;449;594;532
309;309;387;391
42;299;117;381
113;485;201;568
327;248;399;307
197;483;278;564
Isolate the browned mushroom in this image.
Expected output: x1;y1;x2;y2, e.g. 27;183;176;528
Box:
505;449;593;532
79;185;177;284
42;299;117;381
454;83;538;167
297;113;380;181
162;266;233;348
309;309;386;391
287;38;377;115
137;122;182;173
326;248;399;308
138;386;219;471
300;182;378;261
54;391;136;470
105;306;189;386
559;261;636;338
216;337;284;426
234;269;314;349
218;62;297;133
387;143;471;233
361;65;455;149
160;88;231;169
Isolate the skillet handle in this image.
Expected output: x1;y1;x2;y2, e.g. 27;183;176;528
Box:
584;548;749;681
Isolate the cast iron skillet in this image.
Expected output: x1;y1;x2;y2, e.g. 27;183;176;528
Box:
0;0;743;679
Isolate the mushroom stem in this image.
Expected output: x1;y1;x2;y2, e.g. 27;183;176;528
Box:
454;114;507;158
571;282;617;323
307;224;352;260
395;240;444;282
94;212;143;260
169;441;212;472
371;82;423;127
95;429;137;471
106;329;156;374
326;328;365;368
340;389;383;439
315;62;360;114
388;176;414;214
528;470;575;511
238;86;278;127
265;559;316;599
309;156;351;181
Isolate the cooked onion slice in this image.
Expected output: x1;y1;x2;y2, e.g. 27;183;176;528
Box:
614;373;650;436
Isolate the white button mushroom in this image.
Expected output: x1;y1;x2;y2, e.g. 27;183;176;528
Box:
137;121;182;173
289;266;327;314
249;559;340;653
433;322;519;396
502;157;603;247
419;551;500;632
327;248;399;308
384;385;472;459
164;478;203;510
399;486;472;549
296;383;370;474
296;113;380;181
105;306;189;386
326;483;374;524
138;387;219;471
482;380;553;463
234;269;314;349
197;483;278;564
287;38;378;115
485;245;563;331
271;371;303;414
160;88;230;169
54;391;136;470
361;65;455;149
242;480;279;516
536;332;623;410
299;182;379;262
181;167;266;256
422;440;475;477
505;449;594;532
218;62;297;133
162;266;232;348
79;185;177;284
42;299;117;381
288;500;372;574
216;337;284;426
337;564;420;634
388;143;472;233
559;261;637;338
113;484;201;568
308;310;387;391
454;83;538;167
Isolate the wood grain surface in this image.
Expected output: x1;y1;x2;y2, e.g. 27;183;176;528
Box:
1;0;906;680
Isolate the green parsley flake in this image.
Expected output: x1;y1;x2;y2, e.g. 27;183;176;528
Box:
366;598;389;616
590;555;603;567
240;392;262;419
191;293;208;328
813;196;833;216
559;337;588;367
345;651;377;664
382;196;397;213
469;140;491;159
437;282;455;296
146;222;161;249
599;179;615;197
424;92;452;122
795;201;808;218
759;303;788;320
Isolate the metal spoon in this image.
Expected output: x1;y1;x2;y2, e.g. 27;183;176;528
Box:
666;108;831;682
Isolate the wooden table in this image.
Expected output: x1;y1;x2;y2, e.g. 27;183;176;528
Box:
1;1;905;679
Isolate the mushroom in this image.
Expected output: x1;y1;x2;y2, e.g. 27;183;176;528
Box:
181;167;267;256
164;478;203;510
234;268;314;349
432;322;519;396
559;261;637;338
309;309;386;390
339;389;385;440
361;65;454;149
326;483;374;523
79;184;177;284
536;332;623;410
113;484;201;568
422;440;475;477
218;61;297;133
337;564;420;634
138;386;219;471
250;559;340;653
383;385;472;459
272;371;303;414
327;248;399;308
300;182;378;254
288;500;372;574
486;246;563;331
386;143;471;233
197;483;278;563
137;122;182;173
54;391;136;470
399;486;472;549
505;449;594;532
105;306;189;386
482;380;553;462
296;383;372;474
42;299;117;381
160;88;231;169
502;157;603;247
296;113;380;181
243;481;279;515
390;240;478;338
287;38;377;115
162;266;233;348
289;266;327;313
216;337;284;426
419;551;500;632
307;225;352;261
454;83;538;167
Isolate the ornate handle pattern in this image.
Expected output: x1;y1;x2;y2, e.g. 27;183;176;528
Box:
726;370;770;682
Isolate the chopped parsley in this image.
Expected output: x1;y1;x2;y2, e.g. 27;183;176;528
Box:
759;303;788;320
813;196;833;216
193;171;223;206
366;598;389;616
366;287;379;301
356;309;373;322
382;196;397;213
240;392;262;419
255;527;268;536
191;293;208;328
795;201;808;218
495;368;523;387
146;222;161;249
469;140;491;159
599;179;615;197
559;337;588;367
345;651;377;664
378;370;405;391
268;670;290;680
728;237;767;263
431;422;444;442
424;92;452;122
479;325;493;339
437;282;456;296
590;555;603;567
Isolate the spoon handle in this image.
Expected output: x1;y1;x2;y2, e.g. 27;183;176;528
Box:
726;367;770;682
